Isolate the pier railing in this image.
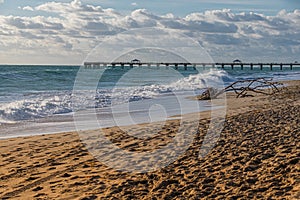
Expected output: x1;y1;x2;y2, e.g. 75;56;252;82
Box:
83;62;300;70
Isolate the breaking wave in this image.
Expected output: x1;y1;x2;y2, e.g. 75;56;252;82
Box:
0;69;230;123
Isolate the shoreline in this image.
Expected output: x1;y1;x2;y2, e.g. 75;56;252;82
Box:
0;80;299;141
0;80;299;199
0;79;296;140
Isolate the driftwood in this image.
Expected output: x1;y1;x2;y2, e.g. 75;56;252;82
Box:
197;78;283;100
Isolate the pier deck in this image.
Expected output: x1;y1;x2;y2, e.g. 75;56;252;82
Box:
84;62;300;70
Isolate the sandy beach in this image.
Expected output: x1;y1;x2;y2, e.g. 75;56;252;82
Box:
0;80;299;199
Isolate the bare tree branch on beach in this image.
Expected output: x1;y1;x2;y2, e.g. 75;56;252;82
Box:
197;78;284;100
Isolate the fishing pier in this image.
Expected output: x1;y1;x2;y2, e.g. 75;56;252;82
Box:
84;62;300;70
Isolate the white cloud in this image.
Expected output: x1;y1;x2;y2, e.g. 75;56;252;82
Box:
22;6;34;11
0;0;299;64
4;16;64;30
0;0;4;4
131;2;138;7
36;0;104;14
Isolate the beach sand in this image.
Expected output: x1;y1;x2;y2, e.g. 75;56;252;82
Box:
0;81;299;199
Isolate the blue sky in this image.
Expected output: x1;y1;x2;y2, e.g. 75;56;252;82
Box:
96;0;298;16
0;0;298;16
0;0;299;64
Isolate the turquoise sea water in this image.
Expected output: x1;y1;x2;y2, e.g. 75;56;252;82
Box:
0;65;299;138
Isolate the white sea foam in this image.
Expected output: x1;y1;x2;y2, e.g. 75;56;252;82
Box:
0;94;73;122
0;69;229;123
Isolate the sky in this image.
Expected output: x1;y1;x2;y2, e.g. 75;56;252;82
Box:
0;0;299;64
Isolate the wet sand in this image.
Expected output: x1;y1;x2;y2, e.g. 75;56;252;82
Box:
0;81;299;199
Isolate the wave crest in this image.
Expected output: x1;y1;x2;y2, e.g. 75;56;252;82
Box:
0;69;230;122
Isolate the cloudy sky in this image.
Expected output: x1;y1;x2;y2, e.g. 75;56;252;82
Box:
0;0;299;64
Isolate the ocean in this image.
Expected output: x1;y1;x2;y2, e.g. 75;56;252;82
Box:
0;65;299;139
